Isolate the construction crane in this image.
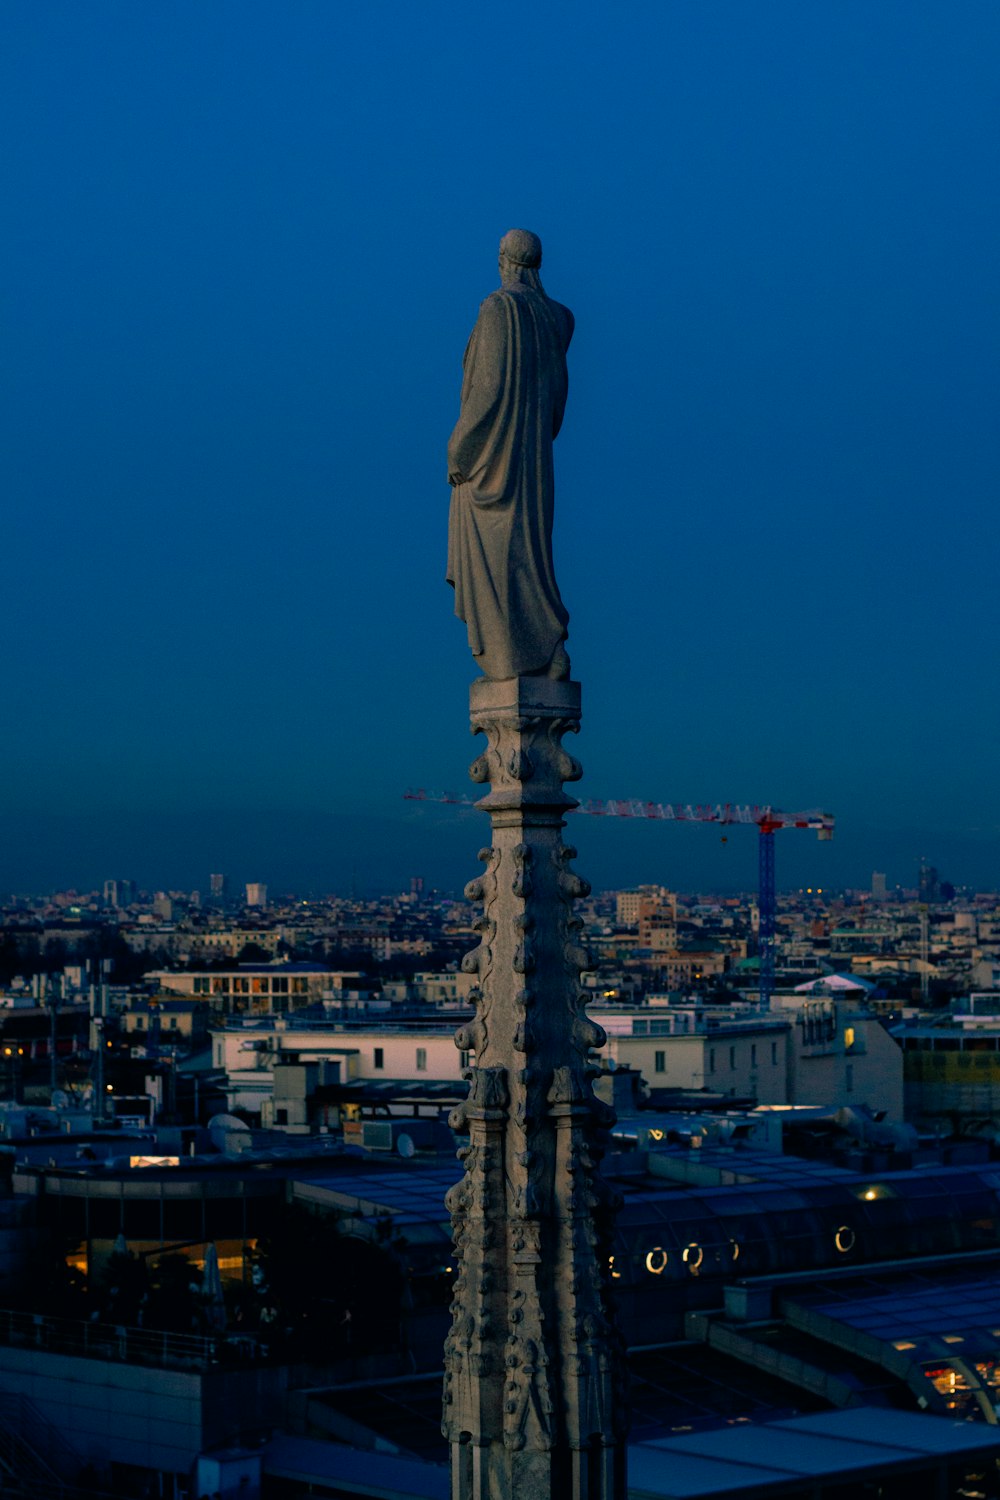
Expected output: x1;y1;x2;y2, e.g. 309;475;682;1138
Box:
403;791;834;1007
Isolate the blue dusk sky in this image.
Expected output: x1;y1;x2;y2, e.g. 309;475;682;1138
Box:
2;1;998;897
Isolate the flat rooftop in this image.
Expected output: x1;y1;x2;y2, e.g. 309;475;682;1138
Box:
628;1409;1000;1498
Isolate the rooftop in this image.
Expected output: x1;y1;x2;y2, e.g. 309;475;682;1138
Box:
628;1409;1000;1499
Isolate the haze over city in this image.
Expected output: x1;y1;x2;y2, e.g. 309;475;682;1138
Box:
4;0;998;895
6;8;1000;1499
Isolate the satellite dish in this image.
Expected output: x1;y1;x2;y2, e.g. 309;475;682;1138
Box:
397;1133;416;1159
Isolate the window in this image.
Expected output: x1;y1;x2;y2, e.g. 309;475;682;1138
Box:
845;1063;854;1092
459;1050;471;1069
729;1046;736;1070
771;1041;778;1065
709;1048;716;1073
653;1050;665;1073
275;1108;288;1125
135;1016;145;1030
645;1247;668;1275
416;1047;427;1071
844;1026;855;1049
750;1044;757;1065
373;1047;384;1070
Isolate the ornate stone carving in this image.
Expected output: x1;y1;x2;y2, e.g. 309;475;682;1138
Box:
444;676;627;1498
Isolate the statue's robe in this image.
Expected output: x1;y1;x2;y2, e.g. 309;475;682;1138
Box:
447;285;574;679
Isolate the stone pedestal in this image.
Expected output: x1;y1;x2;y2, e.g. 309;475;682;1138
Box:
443;678;627;1500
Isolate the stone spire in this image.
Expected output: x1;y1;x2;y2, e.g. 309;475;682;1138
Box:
442;676;627;1499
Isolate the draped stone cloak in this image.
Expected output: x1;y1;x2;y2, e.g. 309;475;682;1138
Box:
447;285;574;679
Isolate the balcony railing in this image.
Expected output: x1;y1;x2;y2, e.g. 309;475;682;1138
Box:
0;1306;227;1371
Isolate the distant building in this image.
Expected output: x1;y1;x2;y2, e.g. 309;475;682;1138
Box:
894;994;1000;1131
594;1008;788;1101
209;872;228;898
775;989;904;1121
594;993;903;1121
245;882;268;908
616;885;673;929
211;1014;466;1116
380;970;478;1007
122;998;209;1045
871;871;887;902
102;878;135;909
150;962;371;1015
918;860;954;903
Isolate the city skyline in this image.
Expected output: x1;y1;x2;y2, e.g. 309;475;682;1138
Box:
4;2;998;897
0;803;985;901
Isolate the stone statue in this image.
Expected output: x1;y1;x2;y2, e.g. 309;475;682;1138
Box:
447;229;574;681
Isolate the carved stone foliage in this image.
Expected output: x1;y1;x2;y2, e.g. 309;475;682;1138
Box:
444;678;626;1497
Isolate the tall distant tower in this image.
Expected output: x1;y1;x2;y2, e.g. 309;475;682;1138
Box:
209;872;229;900
245;882;268;908
102;878;135;909
871;871;887;902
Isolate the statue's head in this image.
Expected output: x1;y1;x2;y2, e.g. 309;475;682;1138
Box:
499;229;543;289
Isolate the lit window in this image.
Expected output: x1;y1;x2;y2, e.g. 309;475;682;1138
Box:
844;1026;855;1049
682;1243;703;1274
